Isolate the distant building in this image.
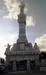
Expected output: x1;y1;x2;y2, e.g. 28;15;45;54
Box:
5;2;40;71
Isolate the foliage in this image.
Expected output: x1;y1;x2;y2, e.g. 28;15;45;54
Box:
39;52;46;60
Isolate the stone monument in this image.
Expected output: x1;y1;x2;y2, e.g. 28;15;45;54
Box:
5;2;40;71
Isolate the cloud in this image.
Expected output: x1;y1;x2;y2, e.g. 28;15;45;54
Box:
35;34;46;51
0;33;18;58
4;0;20;19
4;0;35;26
26;16;35;26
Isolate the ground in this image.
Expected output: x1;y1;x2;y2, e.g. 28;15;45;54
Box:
1;71;46;75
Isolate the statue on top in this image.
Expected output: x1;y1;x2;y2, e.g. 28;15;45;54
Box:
19;1;25;14
18;1;26;24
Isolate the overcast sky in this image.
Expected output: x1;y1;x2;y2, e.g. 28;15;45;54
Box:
0;0;46;58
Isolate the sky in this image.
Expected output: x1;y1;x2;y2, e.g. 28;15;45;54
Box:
0;0;46;59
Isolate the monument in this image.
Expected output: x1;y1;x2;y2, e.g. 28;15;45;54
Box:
5;2;40;71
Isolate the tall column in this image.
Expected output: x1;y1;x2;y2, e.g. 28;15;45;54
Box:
17;2;28;43
13;60;16;71
27;60;30;71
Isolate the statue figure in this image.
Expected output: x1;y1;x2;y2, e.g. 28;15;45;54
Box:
18;2;26;24
5;44;10;54
34;43;39;50
7;44;10;49
19;1;25;14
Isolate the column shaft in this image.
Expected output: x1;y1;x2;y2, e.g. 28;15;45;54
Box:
27;60;30;71
13;61;16;71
